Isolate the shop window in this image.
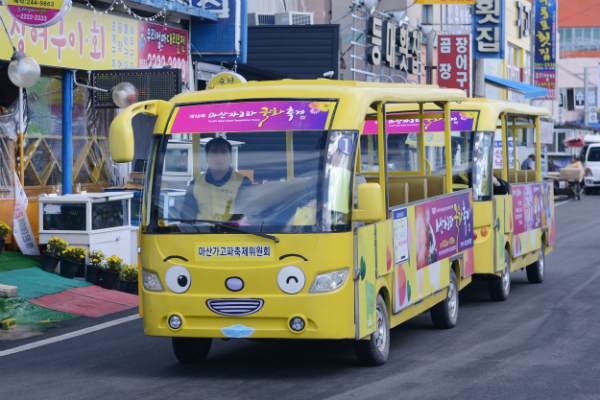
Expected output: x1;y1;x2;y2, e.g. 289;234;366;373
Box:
557;132;566;153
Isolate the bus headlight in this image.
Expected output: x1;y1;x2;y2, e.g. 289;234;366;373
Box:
308;268;349;293
143;269;165;292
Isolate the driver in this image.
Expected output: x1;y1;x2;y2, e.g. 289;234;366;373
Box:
183;137;252;221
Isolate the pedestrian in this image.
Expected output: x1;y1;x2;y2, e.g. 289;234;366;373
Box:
521;153;535;170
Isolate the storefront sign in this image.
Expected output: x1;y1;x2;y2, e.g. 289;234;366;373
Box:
0;7;190;81
472;0;505;59
191;0;241;56
363;111;478;135
365;16;420;74
437;34;471;97
13;173;40;256
515;1;531;39
534;0;556;99
493;138;514;169
138;22;189;82
5;0;69;28
168;101;336;133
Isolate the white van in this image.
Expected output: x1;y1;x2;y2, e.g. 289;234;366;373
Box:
581;142;600;193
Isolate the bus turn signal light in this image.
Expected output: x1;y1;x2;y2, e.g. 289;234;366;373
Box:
481;227;489;237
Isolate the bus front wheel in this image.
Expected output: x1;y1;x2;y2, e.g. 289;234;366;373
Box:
172;337;212;364
354;294;390;366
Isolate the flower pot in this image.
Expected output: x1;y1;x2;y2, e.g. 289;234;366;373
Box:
60;259;83;279
118;279;139;295
102;270;120;290
41;252;61;273
0;238;5;256
86;265;104;285
75;263;86;278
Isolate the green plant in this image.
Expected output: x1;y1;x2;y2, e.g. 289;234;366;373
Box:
0;221;12;240
87;250;105;267
47;237;68;257
62;246;86;263
119;264;138;281
105;255;124;272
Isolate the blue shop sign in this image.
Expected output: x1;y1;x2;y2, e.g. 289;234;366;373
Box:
472;0;505;59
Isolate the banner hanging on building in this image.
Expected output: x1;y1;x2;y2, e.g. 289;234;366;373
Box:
5;0;69;28
534;0;557;99
437;34;471;97
472;0;505;59
0;7;189;81
13;173;40;256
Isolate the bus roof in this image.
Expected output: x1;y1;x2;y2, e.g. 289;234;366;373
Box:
154;80;467;133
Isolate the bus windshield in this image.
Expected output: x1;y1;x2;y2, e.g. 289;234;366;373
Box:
147;130;358;235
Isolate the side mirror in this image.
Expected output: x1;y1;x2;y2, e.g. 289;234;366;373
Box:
109;100;169;163
353;183;383;224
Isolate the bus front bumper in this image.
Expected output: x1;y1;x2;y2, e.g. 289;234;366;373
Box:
141;286;355;340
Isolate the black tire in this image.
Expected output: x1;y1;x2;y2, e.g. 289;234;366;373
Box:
430;269;458;329
526;248;545;284
354;295;390;366
172;337;212;364
488;248;511;302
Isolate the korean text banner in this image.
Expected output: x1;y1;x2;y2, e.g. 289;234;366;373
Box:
6;0;69;28
138;22;189;82
414;191;473;270
438;34;471;97
534;0;557;100
472;0;505;59
0;6;137;70
168;101;336;134
363;111;478;134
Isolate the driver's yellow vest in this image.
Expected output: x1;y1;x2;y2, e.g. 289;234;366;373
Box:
193;171;245;221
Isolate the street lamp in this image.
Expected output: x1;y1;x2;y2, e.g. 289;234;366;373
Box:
0;13;40;88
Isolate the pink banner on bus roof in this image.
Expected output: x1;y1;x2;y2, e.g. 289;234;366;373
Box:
168;101;336;133
363;111;478;134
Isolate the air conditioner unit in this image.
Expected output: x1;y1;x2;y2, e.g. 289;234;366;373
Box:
248;13;276;26
274;12;314;25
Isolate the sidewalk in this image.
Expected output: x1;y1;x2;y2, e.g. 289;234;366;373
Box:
0;252;138;342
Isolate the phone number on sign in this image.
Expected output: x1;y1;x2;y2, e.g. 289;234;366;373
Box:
19;13;48;21
11;0;55;6
139;54;187;80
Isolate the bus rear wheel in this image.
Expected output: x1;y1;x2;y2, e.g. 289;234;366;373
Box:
430;269;458;329
354;295;390;366
526;249;545;284
172;337;212;364
488;249;511;301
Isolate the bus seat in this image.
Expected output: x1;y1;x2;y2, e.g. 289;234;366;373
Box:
516;171;528;183
390;177;427;203
493;169;505;180
425;176;446;197
388;181;409;207
526;170;537;182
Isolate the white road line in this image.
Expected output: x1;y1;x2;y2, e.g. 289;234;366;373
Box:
555;200;572;207
0;314;140;357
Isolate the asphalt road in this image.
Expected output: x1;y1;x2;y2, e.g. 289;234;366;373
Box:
2;195;599;400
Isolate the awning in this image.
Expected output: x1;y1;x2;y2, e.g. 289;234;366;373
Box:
485;75;548;99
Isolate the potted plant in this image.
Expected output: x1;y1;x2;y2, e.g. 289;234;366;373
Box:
118;263;139;295
102;255;123;290
41;237;67;273
86;250;105;285
0;221;11;257
60;246;86;279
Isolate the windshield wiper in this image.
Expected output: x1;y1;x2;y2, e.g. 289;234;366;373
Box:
161;219;280;243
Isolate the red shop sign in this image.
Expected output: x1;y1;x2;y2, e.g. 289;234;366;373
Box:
438;34;472;98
